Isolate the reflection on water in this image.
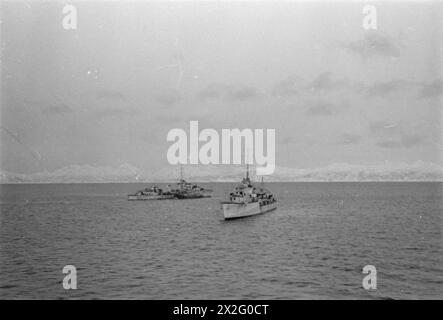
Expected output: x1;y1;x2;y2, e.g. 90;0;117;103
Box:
0;182;442;299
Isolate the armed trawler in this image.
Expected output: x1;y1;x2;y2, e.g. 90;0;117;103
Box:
170;166;213;199
127;186;174;200
221;165;276;220
170;179;212;199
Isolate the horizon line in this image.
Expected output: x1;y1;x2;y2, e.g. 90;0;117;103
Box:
1;180;442;185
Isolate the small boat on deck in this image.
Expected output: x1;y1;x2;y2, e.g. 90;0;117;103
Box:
221;165;277;220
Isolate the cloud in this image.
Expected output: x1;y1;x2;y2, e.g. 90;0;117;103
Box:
364;79;417;98
306;101;339;116
274;73;426;101
95;90;126;101
369;120;402;136
339;133;362;145
198;83;226;101
95;106;135;118
369;121;425;149
226;86;258;101
156;113;182;125
341;32;400;58
272;76;299;97
279;136;294;145
198;83;259;102
376;134;424;149
418;79;443;99
155;90;181;107
307;72;346;91
42;103;74;115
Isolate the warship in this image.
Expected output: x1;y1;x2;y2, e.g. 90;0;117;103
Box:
127;186;174;201
221;164;276;220
169;166;213;199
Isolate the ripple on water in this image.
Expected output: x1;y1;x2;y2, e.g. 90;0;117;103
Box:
0;182;441;299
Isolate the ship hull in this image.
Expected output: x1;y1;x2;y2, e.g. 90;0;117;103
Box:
221;201;277;220
174;193;212;199
127;194;175;201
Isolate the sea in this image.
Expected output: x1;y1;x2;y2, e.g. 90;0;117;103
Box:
0;182;441;299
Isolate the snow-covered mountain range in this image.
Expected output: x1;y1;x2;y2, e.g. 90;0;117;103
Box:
1;161;442;183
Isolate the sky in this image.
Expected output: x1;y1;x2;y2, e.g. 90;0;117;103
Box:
1;0;442;177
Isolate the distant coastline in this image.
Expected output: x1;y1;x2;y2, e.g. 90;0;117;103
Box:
1;179;443;184
1;181;443;185
1;161;442;184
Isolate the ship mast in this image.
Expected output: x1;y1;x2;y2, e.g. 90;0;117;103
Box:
246;162;249;180
245;149;250;180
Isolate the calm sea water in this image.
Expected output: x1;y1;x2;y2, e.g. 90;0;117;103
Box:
0;182;441;299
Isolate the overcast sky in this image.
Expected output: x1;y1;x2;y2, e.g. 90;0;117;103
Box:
1;1;442;174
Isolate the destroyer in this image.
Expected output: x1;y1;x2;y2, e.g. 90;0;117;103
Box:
127;186;174;200
221;165;276;220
